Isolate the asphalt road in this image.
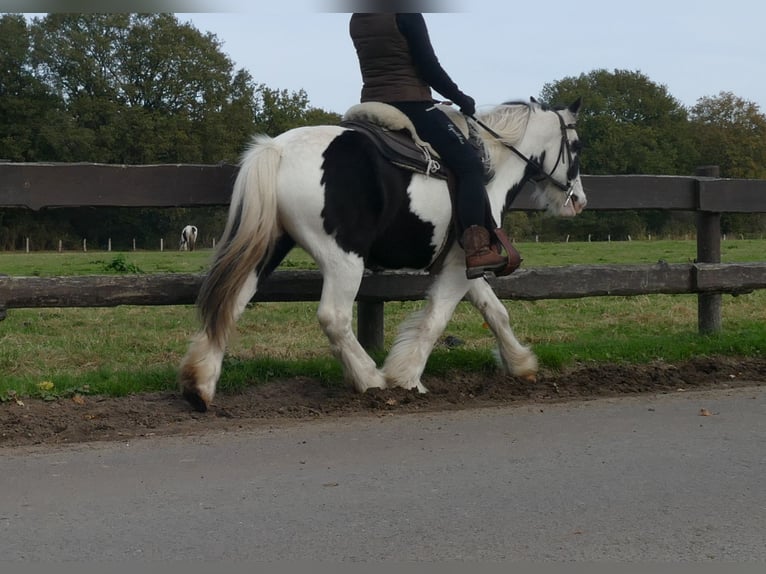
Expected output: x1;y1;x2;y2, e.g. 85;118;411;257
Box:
1;385;764;561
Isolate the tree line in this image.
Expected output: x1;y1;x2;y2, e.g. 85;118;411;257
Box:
1;13;764;250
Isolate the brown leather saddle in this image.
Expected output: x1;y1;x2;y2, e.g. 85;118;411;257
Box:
339;118;451;180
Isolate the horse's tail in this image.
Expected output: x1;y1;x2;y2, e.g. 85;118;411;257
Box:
197;135;281;348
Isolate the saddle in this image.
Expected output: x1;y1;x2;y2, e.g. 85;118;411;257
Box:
340;102;450;180
340;102;520;277
341;102;498;183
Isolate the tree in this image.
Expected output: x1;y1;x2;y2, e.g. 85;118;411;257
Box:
203;69;260;162
1;13;343;249
689;92;766;237
0;14;64;161
539;69;698;176
25;14;341;163
690;91;766;179
253;86;340;137
530;70;702;240
28;13;241;163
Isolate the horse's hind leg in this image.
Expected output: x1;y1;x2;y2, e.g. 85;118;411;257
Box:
180;235;296;411
179;270;259;410
465;279;538;380
316;259;387;393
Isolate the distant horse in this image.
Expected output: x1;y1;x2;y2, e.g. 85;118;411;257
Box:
179;99;586;411
179;225;198;251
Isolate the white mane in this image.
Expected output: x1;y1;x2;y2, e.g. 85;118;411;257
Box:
343;100;535;156
476;102;533;146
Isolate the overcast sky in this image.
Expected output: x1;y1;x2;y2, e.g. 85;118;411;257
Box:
9;0;764;115
172;0;766;116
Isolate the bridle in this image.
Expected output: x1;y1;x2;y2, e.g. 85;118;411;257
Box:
469;109;579;206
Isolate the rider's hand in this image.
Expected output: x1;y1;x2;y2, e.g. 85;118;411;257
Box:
456;93;476;117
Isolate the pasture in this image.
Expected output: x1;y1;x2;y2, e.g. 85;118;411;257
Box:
1;239;764;402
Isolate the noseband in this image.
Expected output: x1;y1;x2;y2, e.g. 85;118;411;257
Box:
471;109;578;206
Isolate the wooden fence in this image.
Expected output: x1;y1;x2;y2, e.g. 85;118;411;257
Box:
1;162;766;350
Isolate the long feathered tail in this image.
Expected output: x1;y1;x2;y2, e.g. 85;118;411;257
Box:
197;135;282;349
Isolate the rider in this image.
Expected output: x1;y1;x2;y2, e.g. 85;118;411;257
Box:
349;12;515;278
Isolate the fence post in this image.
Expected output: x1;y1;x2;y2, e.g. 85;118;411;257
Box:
696;165;722;334
357;301;384;352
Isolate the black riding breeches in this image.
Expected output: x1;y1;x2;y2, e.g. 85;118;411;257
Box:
391;101;488;230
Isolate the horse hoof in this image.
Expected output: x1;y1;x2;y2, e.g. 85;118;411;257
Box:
182;388;209;413
521;374;537;383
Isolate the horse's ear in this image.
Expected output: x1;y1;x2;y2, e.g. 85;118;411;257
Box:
568;97;583;116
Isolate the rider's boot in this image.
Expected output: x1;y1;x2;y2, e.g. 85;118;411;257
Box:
462;225;512;279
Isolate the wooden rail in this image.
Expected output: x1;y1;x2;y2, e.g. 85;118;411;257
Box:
2;162;766;349
2;263;764;307
3;162;766;212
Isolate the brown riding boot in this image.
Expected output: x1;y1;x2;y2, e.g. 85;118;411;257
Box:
462;225;509;279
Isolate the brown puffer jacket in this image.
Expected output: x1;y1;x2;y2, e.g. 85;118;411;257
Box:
350;13;433;103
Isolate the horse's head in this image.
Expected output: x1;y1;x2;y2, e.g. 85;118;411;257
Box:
525;98;586;217
533;98;588;216
477;98;586;217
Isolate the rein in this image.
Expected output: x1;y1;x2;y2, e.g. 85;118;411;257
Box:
469;111;577;206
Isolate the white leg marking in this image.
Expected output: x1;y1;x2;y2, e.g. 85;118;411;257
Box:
316;260;386;393
466;279;538;379
384;260;470;393
179;271;260;406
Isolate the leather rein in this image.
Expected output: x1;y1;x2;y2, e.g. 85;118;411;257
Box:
469;110;578;206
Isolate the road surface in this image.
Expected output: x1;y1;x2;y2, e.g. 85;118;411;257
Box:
1;385;764;560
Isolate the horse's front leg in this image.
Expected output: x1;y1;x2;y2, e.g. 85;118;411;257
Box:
317;262;387;393
465;278;538;380
383;260;470;393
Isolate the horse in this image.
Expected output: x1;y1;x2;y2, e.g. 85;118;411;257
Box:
179;98;586;412
179;225;198;251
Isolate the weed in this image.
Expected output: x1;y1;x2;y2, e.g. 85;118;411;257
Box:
102;254;143;274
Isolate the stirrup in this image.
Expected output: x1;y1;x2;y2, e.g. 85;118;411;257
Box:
466;260;507;280
491;228;522;277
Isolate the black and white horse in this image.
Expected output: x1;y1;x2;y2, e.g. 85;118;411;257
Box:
179;225;198;251
179;99;586;411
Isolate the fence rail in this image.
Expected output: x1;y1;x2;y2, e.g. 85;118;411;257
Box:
2;163;766;348
3;162;766;212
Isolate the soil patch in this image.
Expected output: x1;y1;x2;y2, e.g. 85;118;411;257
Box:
2;356;764;449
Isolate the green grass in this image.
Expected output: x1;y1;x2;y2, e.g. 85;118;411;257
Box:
1;238;763;276
0;247;318;276
1;240;764;400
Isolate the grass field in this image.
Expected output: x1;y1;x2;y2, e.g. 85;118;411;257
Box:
1;239;764;400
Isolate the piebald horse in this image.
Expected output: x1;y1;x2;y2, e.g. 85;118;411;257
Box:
179;99;586;411
179;225;198;251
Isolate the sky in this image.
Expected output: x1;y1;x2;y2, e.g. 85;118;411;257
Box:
7;0;764;115
168;0;766;116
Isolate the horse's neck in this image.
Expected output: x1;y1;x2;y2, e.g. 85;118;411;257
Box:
486;164;522;218
477;105;539;217
482;135;529;219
